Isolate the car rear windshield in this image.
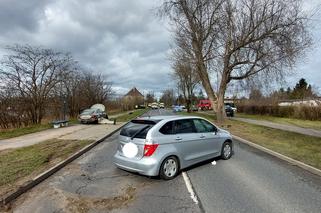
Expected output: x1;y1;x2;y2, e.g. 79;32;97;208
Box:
120;119;159;139
81;109;96;115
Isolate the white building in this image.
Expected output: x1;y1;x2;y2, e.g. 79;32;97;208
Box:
278;99;321;107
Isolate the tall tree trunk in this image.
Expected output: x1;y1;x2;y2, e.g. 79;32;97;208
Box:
216;73;228;124
194;46;217;115
186;99;191;113
216;91;225;124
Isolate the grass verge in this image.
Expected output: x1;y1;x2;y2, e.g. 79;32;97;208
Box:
0;139;93;197
0;111;134;140
179;111;217;120
180;111;321;170
237;113;321;131
108;109;130;116
0;124;51;140
114;109;148;122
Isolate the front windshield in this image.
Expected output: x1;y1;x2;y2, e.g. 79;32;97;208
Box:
81;109;95;115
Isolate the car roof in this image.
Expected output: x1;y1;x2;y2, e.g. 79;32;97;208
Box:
136;115;180;120
136;115;207;122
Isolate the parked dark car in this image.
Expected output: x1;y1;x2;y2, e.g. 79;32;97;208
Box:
135;105;146;109
78;108;104;124
78;104;108;124
225;105;234;117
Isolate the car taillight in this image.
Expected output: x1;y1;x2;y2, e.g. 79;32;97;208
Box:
143;144;158;157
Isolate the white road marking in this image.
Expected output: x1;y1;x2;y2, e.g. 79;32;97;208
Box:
182;172;199;204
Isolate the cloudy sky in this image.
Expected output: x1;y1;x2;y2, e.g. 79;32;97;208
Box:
0;0;320;96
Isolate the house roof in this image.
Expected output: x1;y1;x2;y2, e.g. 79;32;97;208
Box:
125;87;144;97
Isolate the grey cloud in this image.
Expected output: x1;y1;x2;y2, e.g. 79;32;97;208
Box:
0;0;172;94
0;0;320;96
0;0;51;34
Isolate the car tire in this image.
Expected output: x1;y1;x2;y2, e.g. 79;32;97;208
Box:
221;141;232;160
159;156;179;180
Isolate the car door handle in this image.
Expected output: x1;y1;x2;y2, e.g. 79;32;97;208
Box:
175;137;182;141
200;135;205;139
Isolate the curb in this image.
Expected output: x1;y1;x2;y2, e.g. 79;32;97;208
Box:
232;134;321;177
1;122;129;206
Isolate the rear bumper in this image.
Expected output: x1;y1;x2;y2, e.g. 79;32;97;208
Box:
113;151;160;176
225;111;234;117
79;118;97;123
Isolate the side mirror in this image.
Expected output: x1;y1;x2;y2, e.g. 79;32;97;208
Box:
213;128;218;135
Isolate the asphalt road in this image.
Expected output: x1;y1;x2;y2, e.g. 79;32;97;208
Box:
9;109;199;213
8;109;321;213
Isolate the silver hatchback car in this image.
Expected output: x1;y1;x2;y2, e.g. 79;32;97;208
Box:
113;115;233;180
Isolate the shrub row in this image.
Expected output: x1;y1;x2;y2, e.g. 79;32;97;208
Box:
237;105;321;121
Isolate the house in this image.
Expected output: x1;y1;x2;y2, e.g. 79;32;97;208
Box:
124;87;144;99
278;98;321;107
122;87;144;110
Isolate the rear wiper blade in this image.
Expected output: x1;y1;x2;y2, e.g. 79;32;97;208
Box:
131;125;151;140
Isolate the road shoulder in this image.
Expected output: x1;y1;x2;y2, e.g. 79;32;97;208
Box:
233;134;321;177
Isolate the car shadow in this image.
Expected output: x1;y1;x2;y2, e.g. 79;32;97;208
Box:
181;156;223;173
115;156;227;181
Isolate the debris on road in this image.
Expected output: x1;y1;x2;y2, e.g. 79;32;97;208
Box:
211;160;216;165
98;118;114;124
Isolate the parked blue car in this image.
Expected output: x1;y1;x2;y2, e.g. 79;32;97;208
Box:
172;105;183;112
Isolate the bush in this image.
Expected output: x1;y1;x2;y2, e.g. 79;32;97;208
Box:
237;104;321;121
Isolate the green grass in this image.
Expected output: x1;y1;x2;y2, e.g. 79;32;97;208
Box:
179;111;217;121
69;118;80;125
0;139;93;196
237;113;321;130
0;109;145;140
180;111;321;170
108;109;128;116
0;124;51;140
225;120;321;170
113;109;148;122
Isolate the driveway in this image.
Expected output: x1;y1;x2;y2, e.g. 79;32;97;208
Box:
0;123;124;151
232;117;321;138
7;109;321;213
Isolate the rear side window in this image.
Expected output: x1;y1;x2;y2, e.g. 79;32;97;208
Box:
159;121;174;135
174;119;196;134
193;119;207;133
200;119;217;132
120;122;153;139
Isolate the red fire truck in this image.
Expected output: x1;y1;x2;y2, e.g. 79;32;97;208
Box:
197;99;212;110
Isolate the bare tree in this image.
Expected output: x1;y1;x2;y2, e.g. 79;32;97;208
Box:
161;0;310;122
79;72;113;106
55;67;114;117
161;0;222;112
160;89;175;107
145;91;156;103
172;55;199;112
0;44;75;124
0;88;31;128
